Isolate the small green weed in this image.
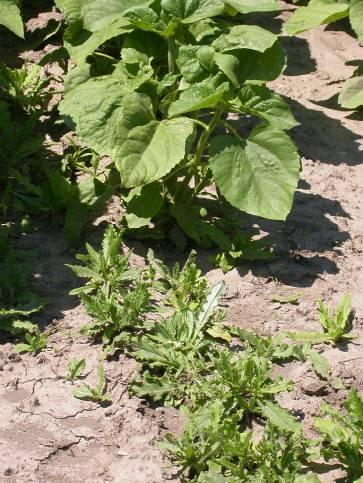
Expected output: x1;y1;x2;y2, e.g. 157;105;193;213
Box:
73;363;111;403
67;358;86;381
14;326;47;354
288;294;353;345
314;389;363;480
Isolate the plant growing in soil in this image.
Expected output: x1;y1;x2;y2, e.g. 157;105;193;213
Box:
57;0;300;262
73;363;111;403
67;358;86;381
288;294;353;345
314;389;363;480
285;0;363;110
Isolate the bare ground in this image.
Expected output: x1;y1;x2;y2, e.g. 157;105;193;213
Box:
0;2;362;482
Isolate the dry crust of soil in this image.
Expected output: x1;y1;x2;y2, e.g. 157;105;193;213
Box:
0;2;362;482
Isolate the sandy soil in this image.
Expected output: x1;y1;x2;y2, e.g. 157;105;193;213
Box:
0;2;362;482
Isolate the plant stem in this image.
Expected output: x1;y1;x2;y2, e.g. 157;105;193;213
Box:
194;106;224;167
168;38;176;74
219;120;244;143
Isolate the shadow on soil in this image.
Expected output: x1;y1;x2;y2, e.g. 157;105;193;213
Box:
288;97;362;166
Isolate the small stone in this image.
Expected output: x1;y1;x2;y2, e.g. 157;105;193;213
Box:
301;377;328;396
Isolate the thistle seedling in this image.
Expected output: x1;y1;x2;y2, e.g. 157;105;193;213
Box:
14;326;47;354
287;294;353;345
73;363;111;403
67;358;86;381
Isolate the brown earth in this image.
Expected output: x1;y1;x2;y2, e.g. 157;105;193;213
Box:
0;2;362;482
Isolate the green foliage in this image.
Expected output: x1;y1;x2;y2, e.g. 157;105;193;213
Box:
147;250;208;311
14;326;47;354
317;293;352;342
314;389;363;480
73;363;111;403
58;0;300;251
270;292;301;304
67;358;86;381
68;225;151;347
285;0;363;111
287;294;353;345
163;400;311;481
0;0;24;38
0;248;47;353
0;62;52;113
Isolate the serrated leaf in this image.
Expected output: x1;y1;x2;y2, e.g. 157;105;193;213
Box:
310;350;330;379
287;331;330;343
260;401;302;433
338;76;363;109
285;0;349;36
209;126;300;221
60;78;154;163
116;117;195;188
235;85;299;130
0;0;24;38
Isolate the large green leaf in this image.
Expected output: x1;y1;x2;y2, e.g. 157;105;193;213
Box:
215;42;287;84
168;78;229;117
213;25;277;53
116;117;195;187
60;75;155;161
350;0;363;43
55;0;87;22
234;85;299;130
224;0;279;13
0;0;23;37
338;75;363;109
285;0;349;36
82;0;153;31
64;19;131;64
209;126;300;220
161;0;225;23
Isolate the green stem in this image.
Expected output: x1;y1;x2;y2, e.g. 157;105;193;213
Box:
220;120;244;143
194;106;224;167
168;37;176;74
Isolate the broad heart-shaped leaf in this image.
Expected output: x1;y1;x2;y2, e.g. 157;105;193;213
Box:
224;0;279;14
338;75;363;109
54;0;87;22
161;0;225;23
64;18;131;64
215;42;287;85
213;25;277;53
168;79;230;117
284;0;349;36
116;117;195;188
234;85;298;130
0;0;23;37
209;126;300;221
59;75;154;161
350;0;363;42
125;182;164;228
82;0;153;31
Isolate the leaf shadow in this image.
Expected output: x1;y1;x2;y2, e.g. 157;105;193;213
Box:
286;96;363;166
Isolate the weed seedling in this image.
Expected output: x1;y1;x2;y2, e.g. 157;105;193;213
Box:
67;358;86;381
287;294;353;345
14;326;47;354
73;363;111;403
